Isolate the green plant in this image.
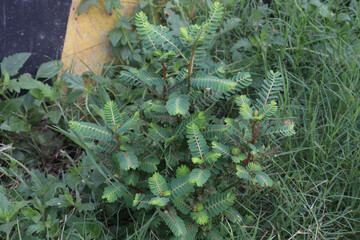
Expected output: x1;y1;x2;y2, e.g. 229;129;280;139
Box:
69;2;295;238
0;52;112;168
0;150;105;239
0;54;70;166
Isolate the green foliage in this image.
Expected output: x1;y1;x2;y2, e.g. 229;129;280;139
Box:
2;0;359;238
78;0;99;15
191;211;208;225
0;52;31;76
186;123;209;160
159;207;187;236
148;172;169;196
166;93;189;115
0;53;79;168
115;151;139;170
102;182;125;202
189;168;211;187
65;2;295;238
104;100;122;129
205;193;235;217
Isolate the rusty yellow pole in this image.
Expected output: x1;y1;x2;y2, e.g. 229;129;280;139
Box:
60;0;138;75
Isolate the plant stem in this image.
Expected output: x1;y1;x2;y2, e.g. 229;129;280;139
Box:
115;135;123;147
121;27;134;53
114;6;134;53
149;0;156;25
187;27;206;94
162;60;167;102
177;2;187;27
187;46;197;94
42;102;49;113
85;94;101;125
1;92;9;100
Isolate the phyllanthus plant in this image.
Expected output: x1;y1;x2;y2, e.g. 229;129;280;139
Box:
69;2;295;238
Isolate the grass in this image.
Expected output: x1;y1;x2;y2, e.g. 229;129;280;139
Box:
215;0;360;238
1;0;359;239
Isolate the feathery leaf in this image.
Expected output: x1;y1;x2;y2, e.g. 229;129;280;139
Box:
189;168;211;187
114;151;139;170
102;183;125;203
186;123;209;160
104;101;122;129
171;176;194;198
159;207;187;237
148;172;169;196
205;192;234;217
166;93;190;116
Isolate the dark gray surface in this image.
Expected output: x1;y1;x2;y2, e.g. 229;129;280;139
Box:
0;0;72;76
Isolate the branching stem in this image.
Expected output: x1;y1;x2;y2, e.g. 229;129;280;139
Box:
187;47;196;94
162;60;167;102
115;135;123;148
187;28;205;94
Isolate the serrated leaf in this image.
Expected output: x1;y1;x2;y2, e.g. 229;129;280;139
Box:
69;121;113;143
232;72;252;90
21;207;41;222
264;124;296;137
124;170;139;186
0;221;17;234
61;73;84;90
174;112;206;137
36;60;63;79
256;70;283;107
133;193;150;209
208;229;223;240
109;28;122;46
149;123;171;142
174;223;198;240
78;0;99;15
1;52;31;76
204;152;221;163
135;11;188;62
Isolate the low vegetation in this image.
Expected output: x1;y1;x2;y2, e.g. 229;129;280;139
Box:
0;0;359;239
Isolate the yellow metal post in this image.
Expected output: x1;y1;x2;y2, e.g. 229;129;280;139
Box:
60;0;138;75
